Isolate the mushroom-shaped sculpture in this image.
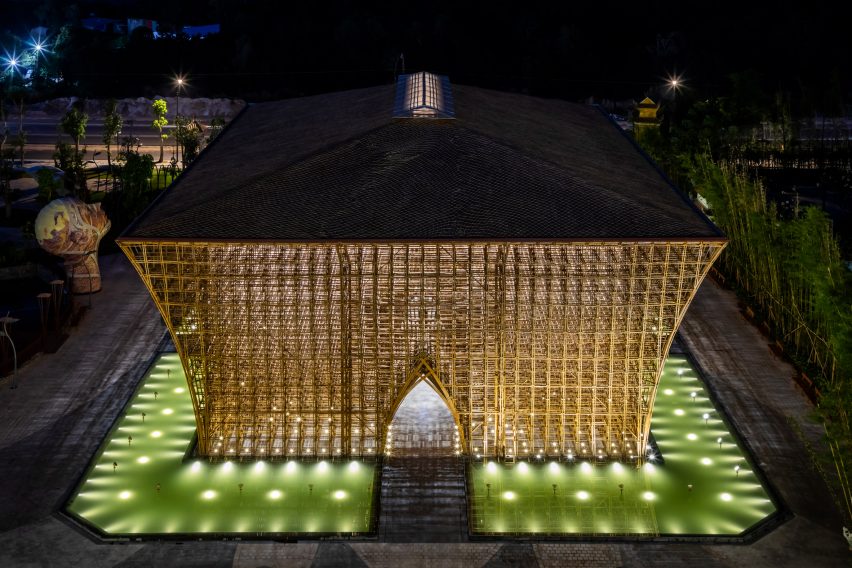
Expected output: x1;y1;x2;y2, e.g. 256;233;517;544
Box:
35;197;111;294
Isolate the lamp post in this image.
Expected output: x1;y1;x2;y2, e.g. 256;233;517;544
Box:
1;314;20;389
666;73;683;129
174;76;185;167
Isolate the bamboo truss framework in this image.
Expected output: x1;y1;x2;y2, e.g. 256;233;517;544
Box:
120;240;724;461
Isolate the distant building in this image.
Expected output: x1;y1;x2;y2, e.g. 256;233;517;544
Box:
182;24;221;39
81;16;126;34
128;18;157;37
634;97;661;131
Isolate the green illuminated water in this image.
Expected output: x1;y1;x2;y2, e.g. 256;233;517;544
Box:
66;354;376;535
68;354;775;536
468;356;777;535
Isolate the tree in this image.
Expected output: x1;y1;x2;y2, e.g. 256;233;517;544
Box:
59;104;88;157
102;99;123;170
206;116;226;144
58;103;90;201
151;99;168;163
174;115;204;167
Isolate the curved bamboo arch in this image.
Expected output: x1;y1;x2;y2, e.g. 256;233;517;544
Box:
382;351;467;456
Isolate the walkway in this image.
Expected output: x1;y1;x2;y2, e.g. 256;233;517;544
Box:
0;255;848;566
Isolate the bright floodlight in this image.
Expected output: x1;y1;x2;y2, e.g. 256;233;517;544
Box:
333;490;346;500
667;73;684;92
576;490;590;500
4;51;19;72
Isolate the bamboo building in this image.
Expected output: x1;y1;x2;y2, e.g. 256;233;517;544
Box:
118;73;725;461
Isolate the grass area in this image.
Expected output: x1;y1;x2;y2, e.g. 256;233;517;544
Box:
468;356;777;536
66;354;376;536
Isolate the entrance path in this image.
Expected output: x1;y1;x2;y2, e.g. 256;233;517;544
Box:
0;255;848;567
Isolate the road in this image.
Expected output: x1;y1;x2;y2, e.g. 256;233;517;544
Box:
2;118;208;164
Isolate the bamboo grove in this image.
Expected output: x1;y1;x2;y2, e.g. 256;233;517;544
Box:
687;155;852;523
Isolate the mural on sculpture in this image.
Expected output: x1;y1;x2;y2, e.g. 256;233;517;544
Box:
35;198;111;294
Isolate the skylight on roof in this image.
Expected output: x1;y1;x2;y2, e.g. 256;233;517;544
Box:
393;72;455;119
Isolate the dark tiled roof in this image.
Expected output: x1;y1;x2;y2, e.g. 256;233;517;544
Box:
122;84;721;241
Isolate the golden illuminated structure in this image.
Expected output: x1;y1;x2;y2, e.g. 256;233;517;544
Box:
634;97;661;131
119;74;725;461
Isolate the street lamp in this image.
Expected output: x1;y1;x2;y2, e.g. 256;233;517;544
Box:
174;75;186;167
0;314;20;389
665;72;684;128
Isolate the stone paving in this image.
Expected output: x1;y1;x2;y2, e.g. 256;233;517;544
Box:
0;253;849;567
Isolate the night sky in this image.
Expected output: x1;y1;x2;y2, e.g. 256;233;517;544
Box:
1;0;849;107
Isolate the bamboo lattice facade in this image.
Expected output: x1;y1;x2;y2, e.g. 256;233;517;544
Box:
120;239;724;460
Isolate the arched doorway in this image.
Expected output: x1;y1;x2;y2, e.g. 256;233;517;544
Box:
382;351;466;457
388;381;458;457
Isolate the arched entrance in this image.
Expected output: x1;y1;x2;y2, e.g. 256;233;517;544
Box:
383;351;466;457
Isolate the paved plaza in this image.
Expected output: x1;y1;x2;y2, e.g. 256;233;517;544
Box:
0;253;848;567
